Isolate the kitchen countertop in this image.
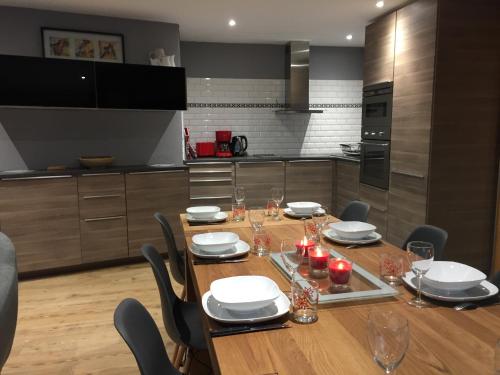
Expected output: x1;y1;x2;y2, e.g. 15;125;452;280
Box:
184;153;360;164
0;164;188;179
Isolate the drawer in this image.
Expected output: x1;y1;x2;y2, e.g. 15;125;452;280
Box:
81;216;128;263
188;162;234;175
190;180;234;199
79;190;126;219
78;174;125;193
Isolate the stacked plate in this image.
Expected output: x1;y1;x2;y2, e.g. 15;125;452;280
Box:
202;276;290;323
403;261;498;302
323;221;381;245
186;206;227;223
190;232;250;259
284;201;325;218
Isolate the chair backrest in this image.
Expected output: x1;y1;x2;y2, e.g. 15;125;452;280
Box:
402;225;448;261
340;201;370;222
141;244;185;346
153;212;185;285
490;271;500;289
0;233;18;371
114;298;180;375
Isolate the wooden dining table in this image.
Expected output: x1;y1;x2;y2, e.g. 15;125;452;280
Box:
180;211;500;375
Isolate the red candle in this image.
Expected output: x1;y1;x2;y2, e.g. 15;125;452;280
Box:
329;258;353;285
309;247;329;270
295;236;315;258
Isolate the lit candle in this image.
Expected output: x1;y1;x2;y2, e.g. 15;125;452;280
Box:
309;247;329;270
329;258;353;285
295;236;315;258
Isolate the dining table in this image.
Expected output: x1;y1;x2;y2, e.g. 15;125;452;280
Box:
180;211;500;375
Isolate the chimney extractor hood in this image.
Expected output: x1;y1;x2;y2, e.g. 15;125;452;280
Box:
275;41;323;114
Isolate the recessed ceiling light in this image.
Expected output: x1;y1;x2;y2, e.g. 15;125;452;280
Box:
346;34;353;40
376;1;384;8
228;19;236;27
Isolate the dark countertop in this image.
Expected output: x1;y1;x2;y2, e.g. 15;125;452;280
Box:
184;153;360;164
0;164;188;179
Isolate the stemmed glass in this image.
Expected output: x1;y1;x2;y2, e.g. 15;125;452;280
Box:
312;205;329;233
280;238;305;277
368;310;409;374
271;187;284;219
248;208;265;231
234;186;245;204
406;241;434;308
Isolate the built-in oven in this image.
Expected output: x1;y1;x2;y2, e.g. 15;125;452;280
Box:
360;140;391;190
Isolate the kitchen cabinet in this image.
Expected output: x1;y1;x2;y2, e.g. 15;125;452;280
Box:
126;170;189;257
78;173;128;263
235;161;285;208
0;176;81;273
334;161;360;217
363;12;396;86
285;160;332;208
359;184;388;238
188;162;234;211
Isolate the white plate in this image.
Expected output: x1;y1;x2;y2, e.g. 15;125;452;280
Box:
202;290;290;323
189;240;250;259
186;212;228;223
329;221;376;240
186;205;221;219
286;201;321;215
192;232;239;253
322;229;382;245
284;207;326;218
402;271;498;302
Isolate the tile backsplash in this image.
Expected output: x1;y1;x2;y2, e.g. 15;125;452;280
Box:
183;78;362;156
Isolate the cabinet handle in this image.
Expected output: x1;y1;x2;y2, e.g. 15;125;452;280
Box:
84;216;125;222
237;161;284;165
189;178;233;183
1;175;72;181
83;194;121;200
190;195;233;200
391;169;425;179
186;162;232;165
288;160;331;163
189;170;232;174
81;172;121;177
128;170;185;175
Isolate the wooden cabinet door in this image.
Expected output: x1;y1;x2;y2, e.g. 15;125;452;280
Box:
0;176;81;273
126;170;189;257
359;183;388;238
80;216;128;263
363;12;396;86
235;162;285;208
335;161;360;217
285;160;332;208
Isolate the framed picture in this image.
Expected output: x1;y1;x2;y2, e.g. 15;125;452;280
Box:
41;28;125;63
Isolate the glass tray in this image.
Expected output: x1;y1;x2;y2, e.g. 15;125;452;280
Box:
270;249;398;304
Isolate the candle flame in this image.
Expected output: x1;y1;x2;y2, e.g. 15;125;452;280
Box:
338;262;344;270
302;236;307;245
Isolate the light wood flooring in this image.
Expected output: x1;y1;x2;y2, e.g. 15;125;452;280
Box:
3;262;183;375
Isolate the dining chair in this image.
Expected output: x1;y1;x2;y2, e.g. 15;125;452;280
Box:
153;212;186;299
402;225;448;261
0;233;18;372
142;244;207;372
114;298;181;375
490;271;500;289
339;200;370;222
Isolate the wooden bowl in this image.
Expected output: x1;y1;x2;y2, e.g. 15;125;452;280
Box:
79;156;114;168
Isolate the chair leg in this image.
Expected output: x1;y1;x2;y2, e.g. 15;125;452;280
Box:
172;344;180;366
180;285;186;300
182;348;193;374
174;345;186;369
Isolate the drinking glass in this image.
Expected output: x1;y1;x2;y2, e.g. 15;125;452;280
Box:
234;186;245;204
231;202;245;222
280;238;304;276
291;275;319;324
368;310;409;374
248;207;266;231
271;187;284;207
303;218;320;243
379;253;404;285
312;205;329;233
407;241;434;308
252;228;271;257
266;199;279;220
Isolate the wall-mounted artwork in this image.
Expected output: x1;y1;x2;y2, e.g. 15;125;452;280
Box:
42;28;125;63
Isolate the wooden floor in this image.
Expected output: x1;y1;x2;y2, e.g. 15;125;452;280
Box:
4;262;183;375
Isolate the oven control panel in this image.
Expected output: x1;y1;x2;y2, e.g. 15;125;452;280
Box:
361;126;391;141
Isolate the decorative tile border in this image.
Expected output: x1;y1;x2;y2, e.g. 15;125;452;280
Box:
187;103;362;109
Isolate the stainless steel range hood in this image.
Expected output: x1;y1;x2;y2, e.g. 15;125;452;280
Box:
275;41;323;114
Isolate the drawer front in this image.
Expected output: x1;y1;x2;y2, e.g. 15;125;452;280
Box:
78;174;125;193
81;216;128;263
78;191;126;219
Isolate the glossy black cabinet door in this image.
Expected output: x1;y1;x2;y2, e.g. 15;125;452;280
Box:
95;62;187;110
0;55;96;108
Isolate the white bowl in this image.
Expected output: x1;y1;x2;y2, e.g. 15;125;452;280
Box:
422;261;486;291
186;206;220;219
286;202;321;215
210;276;280;312
191;232;239;254
329;221;376;240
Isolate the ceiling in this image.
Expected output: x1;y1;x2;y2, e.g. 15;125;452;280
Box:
0;0;409;46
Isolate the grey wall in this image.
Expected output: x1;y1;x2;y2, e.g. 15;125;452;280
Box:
181;42;363;80
0;6;183;170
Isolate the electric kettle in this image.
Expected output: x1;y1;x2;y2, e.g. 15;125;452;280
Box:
230;136;248;156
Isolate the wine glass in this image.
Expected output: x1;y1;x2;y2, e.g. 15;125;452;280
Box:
271;187;284;207
234;186;245;204
407;241;434;308
312;205;329;232
248;207;265;231
368;310;409;374
280;238;304;276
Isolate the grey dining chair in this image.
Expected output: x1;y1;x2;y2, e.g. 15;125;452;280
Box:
114;298;181;375
142;244;207;372
153;212;186;299
402;225;448;261
490;271;500;289
0;232;18;372
339;200;370;222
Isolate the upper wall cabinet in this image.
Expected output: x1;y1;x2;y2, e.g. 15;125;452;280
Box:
363;13;396;86
0;54;187;111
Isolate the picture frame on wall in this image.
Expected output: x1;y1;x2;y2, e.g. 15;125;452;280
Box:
41;28;125;63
